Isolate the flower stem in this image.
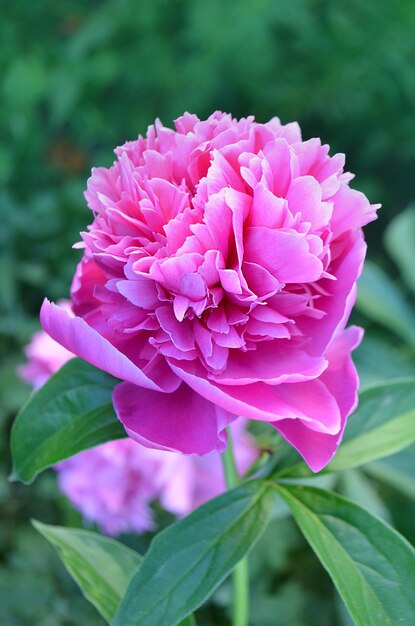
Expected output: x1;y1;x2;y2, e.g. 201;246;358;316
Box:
222;429;249;626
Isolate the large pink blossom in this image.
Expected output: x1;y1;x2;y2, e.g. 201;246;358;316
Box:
40;112;378;472
20;318;258;535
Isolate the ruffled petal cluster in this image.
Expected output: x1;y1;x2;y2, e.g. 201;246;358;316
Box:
20;318;258;535
41;112;378;471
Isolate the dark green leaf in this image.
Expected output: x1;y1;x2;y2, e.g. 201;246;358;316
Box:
275;484;415;626
33;520;141;623
112;480;274;626
11;358;124;484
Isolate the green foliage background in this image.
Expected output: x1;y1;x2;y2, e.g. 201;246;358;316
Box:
1;1;415;624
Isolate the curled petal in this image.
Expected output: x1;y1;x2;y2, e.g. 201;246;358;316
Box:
40;299;180;392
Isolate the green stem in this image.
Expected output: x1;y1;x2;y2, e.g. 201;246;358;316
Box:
222;429;249;626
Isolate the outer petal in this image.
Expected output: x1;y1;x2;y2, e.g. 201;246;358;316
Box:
113;381;236;454
297;229;366;355
274;326;363;472
330;184;379;237
169;359;340;435
40;299;180;393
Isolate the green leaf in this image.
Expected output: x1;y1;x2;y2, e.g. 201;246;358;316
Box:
11;358;125;484
328;377;415;472
365;445;415;501
178;617;197;626
353;335;415;387
337;469;391;522
275;484;415;626
33;520;141;623
356;260;415;346
384;206;415;295
112;480;274;626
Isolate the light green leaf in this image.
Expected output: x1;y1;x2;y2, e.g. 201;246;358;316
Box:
178;617;197;626
328;377;415;471
337;469;391;522
356;260;415;346
33;521;141;622
11;358;124;484
353;335;415;387
365;445;415;501
384;206;415;295
112;480;274;626
275;484;415;626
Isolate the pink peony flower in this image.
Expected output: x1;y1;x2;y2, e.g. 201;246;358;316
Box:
40;112;378;472
20;318;258;535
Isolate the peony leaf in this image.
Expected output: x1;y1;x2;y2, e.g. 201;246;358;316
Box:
275;484;415;626
11;358;125;484
33;521;142;623
112;480;274;626
365;445;415;501
384;205;415;295
356;260;415;346
328;377;415;471
353;335;415;387
336;469;391;522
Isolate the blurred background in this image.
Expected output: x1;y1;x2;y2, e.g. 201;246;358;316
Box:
1;1;415;624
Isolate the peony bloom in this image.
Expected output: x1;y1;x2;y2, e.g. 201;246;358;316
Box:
20;318;258;535
40;112;378;472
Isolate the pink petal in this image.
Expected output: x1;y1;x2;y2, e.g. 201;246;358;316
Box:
274;326;363;472
249;183;288;229
244;227;323;283
242;261;282;298
286;176;332;230
169;359;340;434
212;341;327;385
71;254;106;317
297;230;366;355
40;299;180;392
116;278;159;309
113;381;235;454
331;184;379;236
261;138;295;197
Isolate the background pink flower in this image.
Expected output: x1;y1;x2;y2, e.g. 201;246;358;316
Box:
40;112;378;471
20;319;258;535
55;421;256;535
